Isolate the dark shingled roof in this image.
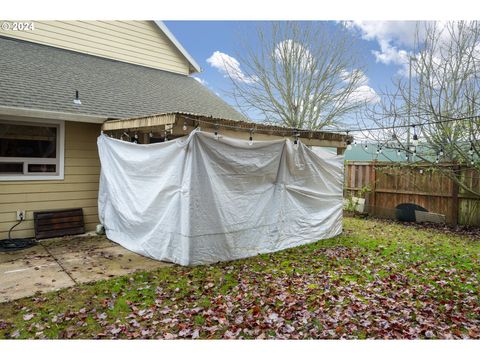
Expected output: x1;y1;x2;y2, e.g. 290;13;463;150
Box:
0;37;246;121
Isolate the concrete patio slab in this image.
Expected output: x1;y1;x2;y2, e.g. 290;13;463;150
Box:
51;242;170;284
41;235;114;255
0;245;74;303
0;235;170;303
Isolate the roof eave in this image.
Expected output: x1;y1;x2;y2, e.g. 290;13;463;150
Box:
0;105;108;124
153;21;202;74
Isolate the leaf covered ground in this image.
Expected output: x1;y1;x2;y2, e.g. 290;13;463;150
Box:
0;217;479;339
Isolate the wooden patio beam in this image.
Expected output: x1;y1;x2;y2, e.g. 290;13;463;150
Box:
101;114;177;131
101;112;350;149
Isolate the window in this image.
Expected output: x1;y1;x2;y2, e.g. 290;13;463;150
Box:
0;119;64;180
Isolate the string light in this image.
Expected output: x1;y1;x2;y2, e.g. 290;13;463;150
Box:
469;141;476;165
140;114;480;158
179;113;480;135
293;129;300;150
412;125;419;147
346;131;352;150
469;142;474;156
108;114;480;168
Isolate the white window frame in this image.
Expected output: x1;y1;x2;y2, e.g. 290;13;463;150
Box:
0;118;65;181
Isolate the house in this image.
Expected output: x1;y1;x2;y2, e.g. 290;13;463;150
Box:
0;20;349;240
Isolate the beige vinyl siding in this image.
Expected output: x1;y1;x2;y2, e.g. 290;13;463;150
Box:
0;20;191;75
0;121;101;239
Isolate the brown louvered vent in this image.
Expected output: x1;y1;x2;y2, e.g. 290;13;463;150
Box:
33;208;85;240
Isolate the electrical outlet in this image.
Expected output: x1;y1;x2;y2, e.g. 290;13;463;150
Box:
16;210;26;221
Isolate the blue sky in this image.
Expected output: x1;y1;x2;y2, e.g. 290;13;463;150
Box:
165;21;419;122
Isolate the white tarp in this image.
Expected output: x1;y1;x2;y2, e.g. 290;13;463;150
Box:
97;130;344;266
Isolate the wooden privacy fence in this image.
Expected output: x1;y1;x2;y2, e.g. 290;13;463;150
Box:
344;161;480;226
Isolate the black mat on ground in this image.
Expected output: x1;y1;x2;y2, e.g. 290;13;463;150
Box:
0;238;37;252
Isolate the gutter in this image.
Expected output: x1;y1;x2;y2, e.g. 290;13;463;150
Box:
0;105;108;124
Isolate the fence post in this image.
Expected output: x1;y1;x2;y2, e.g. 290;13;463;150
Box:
368;162;376;215
343;162;349;198
451;165;460;226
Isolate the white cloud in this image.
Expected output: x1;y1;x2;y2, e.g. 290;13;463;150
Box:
274;39;314;70
193;77;208;86
206;51;256;84
341;69;380;104
348;85;380;104
344;21;422;68
344;21;421;48
343;21;433;78
345;21;479;81
372;39;410;66
341;69;369;87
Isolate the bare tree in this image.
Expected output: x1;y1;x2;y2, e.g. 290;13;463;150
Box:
361;21;480;196
222;21;368;130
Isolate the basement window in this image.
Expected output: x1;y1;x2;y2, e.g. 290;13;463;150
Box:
0;119;64;180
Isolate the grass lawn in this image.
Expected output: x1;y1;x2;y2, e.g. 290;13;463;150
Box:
0;217;479;339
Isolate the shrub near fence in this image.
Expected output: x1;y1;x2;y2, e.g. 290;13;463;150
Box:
344;161;480;226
